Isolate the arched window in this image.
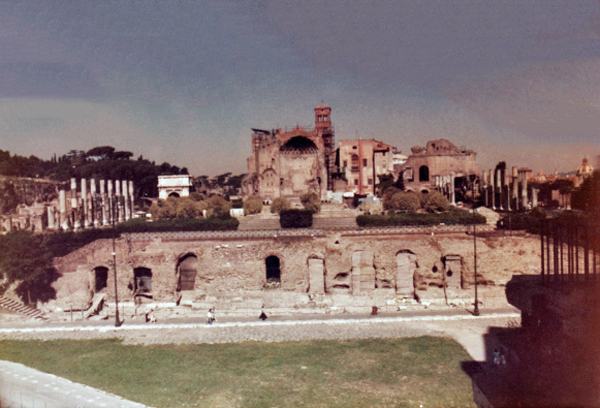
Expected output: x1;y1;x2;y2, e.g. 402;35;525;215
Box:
134;267;152;293
266;256;281;282
94;267;108;292
419;166;430;182
351;155;359;172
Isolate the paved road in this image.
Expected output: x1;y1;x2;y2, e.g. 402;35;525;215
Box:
0;308;519;407
0;360;152;408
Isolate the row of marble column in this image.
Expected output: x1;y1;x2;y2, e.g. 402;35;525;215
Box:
481;167;538;211
47;178;135;231
434;174;456;205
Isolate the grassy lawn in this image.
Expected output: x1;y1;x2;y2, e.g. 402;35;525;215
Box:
0;337;475;408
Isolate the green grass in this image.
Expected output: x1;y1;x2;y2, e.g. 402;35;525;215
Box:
0;337;476;408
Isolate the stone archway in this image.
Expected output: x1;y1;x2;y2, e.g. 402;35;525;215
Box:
396;250;418;296
177;254;198;291
93;266;108;293
265;255;281;288
134;267;152;296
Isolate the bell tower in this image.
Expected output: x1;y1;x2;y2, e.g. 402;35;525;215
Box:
314;104;331;132
314;104;335;190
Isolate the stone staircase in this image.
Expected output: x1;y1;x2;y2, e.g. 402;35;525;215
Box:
0;296;47;320
476;207;501;228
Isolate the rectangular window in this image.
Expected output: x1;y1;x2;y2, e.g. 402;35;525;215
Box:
343;160;347;167
354;179;358;186
368;178;373;185
363;159;367;167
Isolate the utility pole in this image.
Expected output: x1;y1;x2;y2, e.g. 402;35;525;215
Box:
112;197;122;327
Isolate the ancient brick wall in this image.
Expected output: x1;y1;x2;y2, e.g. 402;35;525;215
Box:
46;229;542;310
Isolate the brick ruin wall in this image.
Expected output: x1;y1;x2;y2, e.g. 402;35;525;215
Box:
46;229;542;312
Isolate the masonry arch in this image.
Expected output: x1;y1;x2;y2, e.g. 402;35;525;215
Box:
168;192;180;198
280;136;318;153
133;267;153;295
176;253;198;291
395;250;418;296
93;266;108;293
419;165;430;182
265;255;281;288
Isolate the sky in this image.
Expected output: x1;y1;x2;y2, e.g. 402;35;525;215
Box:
0;0;599;177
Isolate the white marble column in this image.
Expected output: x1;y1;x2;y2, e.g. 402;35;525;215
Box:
107;180;114;224
100;180;107;226
512;167;519;211
532;188;538;208
59;189;68;230
81;178;89;228
71;178;80;230
521;178;528;209
129;181;135;219
450;173;456;205
122;179;130;220
47;205;55;229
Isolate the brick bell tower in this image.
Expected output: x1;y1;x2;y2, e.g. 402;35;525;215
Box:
314;104;335;190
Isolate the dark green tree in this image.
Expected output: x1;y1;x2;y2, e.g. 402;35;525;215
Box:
0;231;58;305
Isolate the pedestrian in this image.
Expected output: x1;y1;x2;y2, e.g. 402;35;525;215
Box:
259;303;267;321
207;308;214;325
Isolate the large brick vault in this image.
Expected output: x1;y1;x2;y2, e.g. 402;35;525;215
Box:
48;228;541;312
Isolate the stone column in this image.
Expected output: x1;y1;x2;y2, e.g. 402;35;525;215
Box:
100;180;107;226
59;189;67;230
482;170;488;207
521;178;528;209
532;188;538;208
503;168;510;211
81;178;89;228
122;179;130;220
71;178;80;230
129;181;135;219
512;167;519;211
107;180;114;224
47;205;55;229
450;173;456;205
115;180;124;223
495;169;502;210
490;169;496;210
90;179;98;227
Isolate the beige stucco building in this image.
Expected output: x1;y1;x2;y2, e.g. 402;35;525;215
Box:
337;139;396;195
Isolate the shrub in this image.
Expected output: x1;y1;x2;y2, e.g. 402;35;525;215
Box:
356;207;486;227
205;195;231;219
497;208;547;234
279;209;313;228
231;198;244;209
243;196;263;215
270;197;291;214
189;192;206;202
301;192;321;213
390;191;420;213
422;191;450;213
382;187;401;210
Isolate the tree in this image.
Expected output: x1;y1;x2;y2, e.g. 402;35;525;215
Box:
393;171;405;191
376;173;395;197
382;187;401;210
270;197;291;214
301;191;321;213
206;195;231;219
421;190;450;213
390;191;420;212
0;231;58;305
243;196;263;215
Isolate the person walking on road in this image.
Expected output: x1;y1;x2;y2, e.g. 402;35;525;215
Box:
207;308;215;325
259;304;267;321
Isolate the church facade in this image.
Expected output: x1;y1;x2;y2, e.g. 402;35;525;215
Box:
242;105;335;202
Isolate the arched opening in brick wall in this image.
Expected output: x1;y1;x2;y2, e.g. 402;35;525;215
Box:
168;192;180;198
280;136;318;154
93;266;108;293
265;256;281;287
419;165;430;182
177;254;198;291
134;267;153;294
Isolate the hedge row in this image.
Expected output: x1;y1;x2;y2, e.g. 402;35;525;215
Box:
357;207;486;227
44;217;239;258
279;209;313;228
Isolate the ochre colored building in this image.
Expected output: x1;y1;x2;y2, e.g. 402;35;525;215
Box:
395;139;478;193
337;138;396;195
